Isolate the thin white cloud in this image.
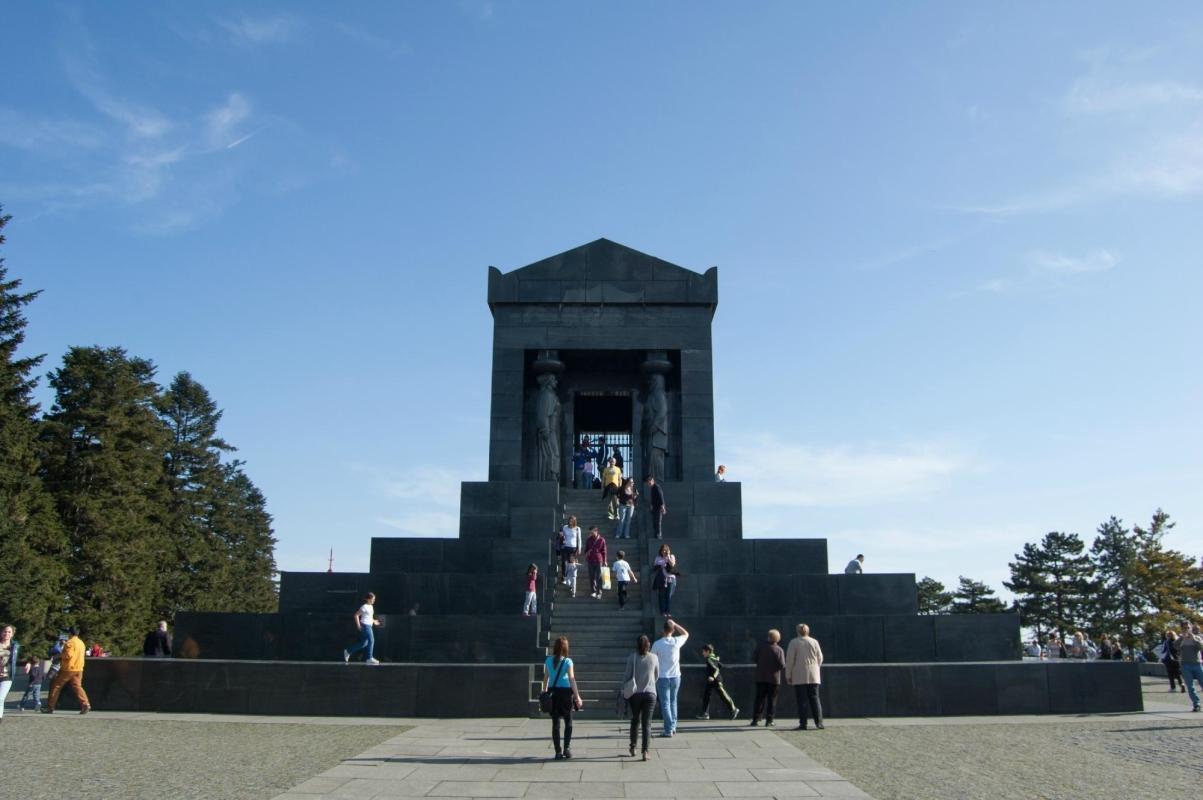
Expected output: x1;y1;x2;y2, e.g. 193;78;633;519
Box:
205;93;252;149
334;23;410;58
219;14;301;45
1065;80;1203;115
725;435;969;510
1027;249;1119;275
350;462;484;538
0;108;105;152
62;54;172;139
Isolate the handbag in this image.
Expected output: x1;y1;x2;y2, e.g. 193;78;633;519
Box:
601;565;612;591
539;658;568;714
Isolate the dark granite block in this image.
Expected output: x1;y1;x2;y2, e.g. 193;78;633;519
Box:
824;666;888;717
795;576;839;616
460;515;509;540
994;663;1050;714
510;507;555;539
644;281;689;303
933;614;1020;662
746;575;796;615
697;575;748;616
687;515;743;539
279;572;371;613
681;393;713;420
461;482;509;516
935;664;998;715
884;663;940;715
837;574;919;615
506;481;559;508
753;540;827;575
833;616;884;663
490;369;523;395
692;482;741;517
1046;661;1142;713
680;370;714;397
882;615;936;662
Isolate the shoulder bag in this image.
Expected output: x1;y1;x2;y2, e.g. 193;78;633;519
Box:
539;658;567;714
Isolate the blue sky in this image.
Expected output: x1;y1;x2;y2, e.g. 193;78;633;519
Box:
3;3;1200;596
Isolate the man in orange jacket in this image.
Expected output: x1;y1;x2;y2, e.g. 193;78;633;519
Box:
44;626;91;714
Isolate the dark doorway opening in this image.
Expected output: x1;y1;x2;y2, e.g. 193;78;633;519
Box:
575;392;633;477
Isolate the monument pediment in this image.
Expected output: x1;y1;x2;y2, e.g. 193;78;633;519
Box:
488;238;717;309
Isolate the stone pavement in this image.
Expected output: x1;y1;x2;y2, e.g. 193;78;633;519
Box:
271;717;873;799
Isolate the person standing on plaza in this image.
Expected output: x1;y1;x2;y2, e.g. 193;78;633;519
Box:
785;624;825;730
1177;620;1203;712
1161;630;1184;693
696;643;739;720
342;592;382;665
612;550;637;610
602;457;623;519
44;626;90;714
749;629;785;727
651;618;689;737
844;554;864;574
653;543;677;618
615;477;638;539
560;515;581;581
142;620;172;657
646;476;667;539
584;526;608;599
544;636;583;759
621;634;659;760
0;624;20;722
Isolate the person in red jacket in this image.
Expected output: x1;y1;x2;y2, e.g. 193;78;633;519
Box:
584;526;608;599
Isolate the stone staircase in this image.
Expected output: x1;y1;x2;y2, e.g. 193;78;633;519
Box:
535;487;649;718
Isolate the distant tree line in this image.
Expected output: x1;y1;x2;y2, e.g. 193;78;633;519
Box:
916;512;1203;654
0;208;277;655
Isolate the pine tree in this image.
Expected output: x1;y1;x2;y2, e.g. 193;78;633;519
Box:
41;346;172;655
1090;517;1141;654
951;576;1008;614
916;576;953;615
0;207;69;650
1004;532;1093;640
205;461;277;612
159;371;234;617
1131;510;1203;643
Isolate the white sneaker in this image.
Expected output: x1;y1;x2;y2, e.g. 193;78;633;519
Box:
342;649;350;663
365;658;380;665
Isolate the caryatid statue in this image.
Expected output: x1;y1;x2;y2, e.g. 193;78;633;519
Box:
534;372;562;483
642;371;669;482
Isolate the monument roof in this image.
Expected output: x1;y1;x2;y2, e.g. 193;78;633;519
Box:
487;238;717;310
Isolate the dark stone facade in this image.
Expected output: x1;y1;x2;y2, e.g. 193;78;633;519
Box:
173;240;1141;717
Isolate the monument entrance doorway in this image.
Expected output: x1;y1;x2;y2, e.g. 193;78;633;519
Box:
573;391;634;477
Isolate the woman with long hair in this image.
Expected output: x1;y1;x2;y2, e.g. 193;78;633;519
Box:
652;544;677;618
622;634;659;760
544;636;583;759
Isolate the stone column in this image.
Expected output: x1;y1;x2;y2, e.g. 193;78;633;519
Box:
641;350;672;482
532;350;563;483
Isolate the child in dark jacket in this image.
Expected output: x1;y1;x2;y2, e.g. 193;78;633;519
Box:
697;644;740;719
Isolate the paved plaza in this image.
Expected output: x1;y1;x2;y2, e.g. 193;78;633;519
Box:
271;717;869;799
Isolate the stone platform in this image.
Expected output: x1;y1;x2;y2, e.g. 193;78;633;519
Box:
57;658;1141;718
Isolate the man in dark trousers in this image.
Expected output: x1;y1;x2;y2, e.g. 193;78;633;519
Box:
645;476;666;539
142;621;172;657
749;628;786;727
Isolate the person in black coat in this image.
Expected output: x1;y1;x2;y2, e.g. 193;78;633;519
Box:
749;629;786;727
142;621;172;657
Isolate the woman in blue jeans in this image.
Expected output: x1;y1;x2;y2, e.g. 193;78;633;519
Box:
653;544;677;617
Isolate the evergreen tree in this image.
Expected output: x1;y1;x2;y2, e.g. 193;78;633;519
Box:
205;461;278;612
916;576;953;615
159;372;234;617
1089;517;1141;653
0;207;69;649
951;576;1008;614
1130;510;1203;643
1004;532;1093;640
41;346;171;655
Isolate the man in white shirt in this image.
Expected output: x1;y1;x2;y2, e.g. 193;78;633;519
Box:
650;619;689;737
844;554;864;574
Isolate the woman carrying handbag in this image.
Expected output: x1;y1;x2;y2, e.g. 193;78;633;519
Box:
621;635;659;761
543;636;584;760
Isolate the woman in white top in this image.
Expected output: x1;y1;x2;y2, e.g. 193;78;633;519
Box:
560;515;581;583
342;592;381;664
